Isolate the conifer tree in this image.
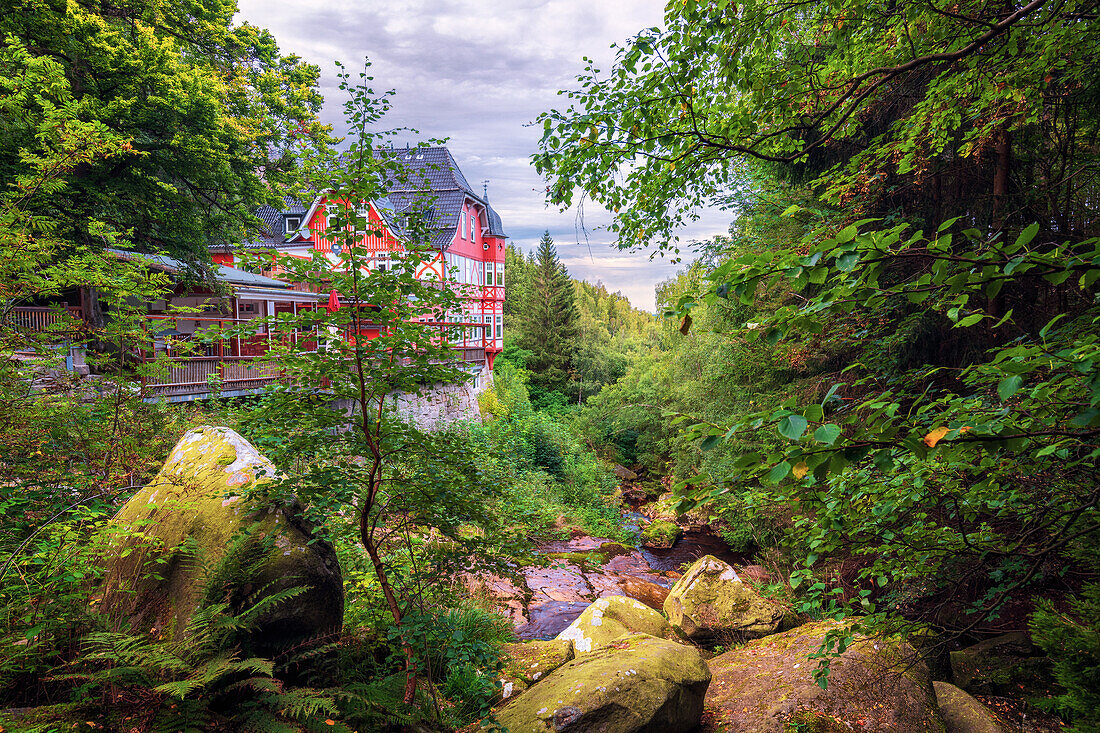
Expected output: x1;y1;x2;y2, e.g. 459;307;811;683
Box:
517;231;579;394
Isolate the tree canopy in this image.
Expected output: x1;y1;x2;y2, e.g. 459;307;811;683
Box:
1;0;331;271
535;0;1100;247
539;0;1100;717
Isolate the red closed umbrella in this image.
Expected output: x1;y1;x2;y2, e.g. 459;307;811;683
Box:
325;289;341;312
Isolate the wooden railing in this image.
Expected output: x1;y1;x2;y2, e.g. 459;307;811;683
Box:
8;306;84;334
138;314;491;398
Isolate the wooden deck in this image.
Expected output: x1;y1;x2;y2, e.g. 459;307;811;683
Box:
8;308;491;401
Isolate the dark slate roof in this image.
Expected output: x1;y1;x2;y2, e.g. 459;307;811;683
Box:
380;146;508;244
110;249;292;289
486;202;506;237
385;147;477;196
224;148;506;252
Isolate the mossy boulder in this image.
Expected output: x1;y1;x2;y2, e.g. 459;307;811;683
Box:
557;595;676;654
98;427;343;667
933;681;1014;733
500;639;574;699
948;632;1050;697
706;619;946;732
663;555;784;641
496;632;710;733
641;519;681;549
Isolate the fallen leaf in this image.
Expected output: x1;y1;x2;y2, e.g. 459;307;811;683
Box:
923;426;950;447
792;461;809;479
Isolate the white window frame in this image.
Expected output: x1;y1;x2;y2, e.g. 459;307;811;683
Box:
285;216;300;233
460;211;467;240
495;315;502;339
484;262;494;286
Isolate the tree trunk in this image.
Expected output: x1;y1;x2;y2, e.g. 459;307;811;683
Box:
361;510;418;704
991;127;1012;232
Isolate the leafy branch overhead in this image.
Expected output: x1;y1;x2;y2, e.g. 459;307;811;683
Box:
535;0;1100;249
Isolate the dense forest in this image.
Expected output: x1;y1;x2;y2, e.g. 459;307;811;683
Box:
2;0;1099;731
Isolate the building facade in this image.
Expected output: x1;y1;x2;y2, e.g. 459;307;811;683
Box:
211;146;507;372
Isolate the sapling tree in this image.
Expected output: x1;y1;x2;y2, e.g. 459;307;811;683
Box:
223;65;513;710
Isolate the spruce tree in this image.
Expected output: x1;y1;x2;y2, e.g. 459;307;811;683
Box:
517;231;579;395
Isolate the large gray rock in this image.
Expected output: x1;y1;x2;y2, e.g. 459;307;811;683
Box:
949;632;1049;697
663;555;784;641
934;681;1013;733
98;427;343;674
705;620;946;732
497;632;711;733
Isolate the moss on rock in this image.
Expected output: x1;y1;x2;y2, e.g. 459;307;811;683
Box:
98;427;342;671
706;619;946;733
663;555;784;641
948;632;1050;697
557;595;676;655
932;681;1013;733
496;632;711;733
503;638;575;686
641;519;682;549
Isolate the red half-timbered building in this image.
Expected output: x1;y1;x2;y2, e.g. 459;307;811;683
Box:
211;147;507;373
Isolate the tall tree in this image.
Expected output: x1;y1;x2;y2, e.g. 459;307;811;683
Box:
502;243;532;321
516;231;579;395
534;0;1100;707
0;0;331;276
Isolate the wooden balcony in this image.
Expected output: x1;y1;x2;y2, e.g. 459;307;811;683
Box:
7;306;84;336
138;314;490;401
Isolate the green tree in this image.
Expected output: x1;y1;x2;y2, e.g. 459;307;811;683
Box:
223;67;515;714
516;231;580;397
503;243;532;321
536;0;1100;704
1;0;330;288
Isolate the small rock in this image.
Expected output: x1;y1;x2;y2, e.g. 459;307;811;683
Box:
612;464;638;480
663;555;784;641
949;632;1049;696
556;596;676;654
641;519;682;549
615;575;671;611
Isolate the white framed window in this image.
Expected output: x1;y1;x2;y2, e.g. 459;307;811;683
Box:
484;262;494;286
495;315;502;339
460;211;467;240
284;216;300;233
470;214;477;239
496;262;504;285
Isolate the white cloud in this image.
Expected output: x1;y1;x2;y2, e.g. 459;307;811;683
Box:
235;0;734;310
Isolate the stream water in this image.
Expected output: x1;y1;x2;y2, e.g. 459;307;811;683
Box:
507;506;745;640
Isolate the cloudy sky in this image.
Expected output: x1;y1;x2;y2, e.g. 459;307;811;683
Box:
236;0;734;310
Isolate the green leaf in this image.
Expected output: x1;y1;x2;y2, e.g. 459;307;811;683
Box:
778;414;809;440
997;375;1023;401
814;424;842;445
1014;222;1040;248
955;313;984;328
767;461;792;482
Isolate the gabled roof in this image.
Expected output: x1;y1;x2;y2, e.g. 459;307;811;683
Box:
381;146;508;244
225;147;506;253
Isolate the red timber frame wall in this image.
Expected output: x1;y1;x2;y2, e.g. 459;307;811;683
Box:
442;196;504;370
219;195;503;371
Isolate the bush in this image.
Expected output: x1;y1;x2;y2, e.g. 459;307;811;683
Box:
1031;582;1100;731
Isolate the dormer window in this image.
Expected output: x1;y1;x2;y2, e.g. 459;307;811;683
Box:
285;216;301;234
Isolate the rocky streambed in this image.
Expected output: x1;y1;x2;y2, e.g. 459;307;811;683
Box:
472;506;748;642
